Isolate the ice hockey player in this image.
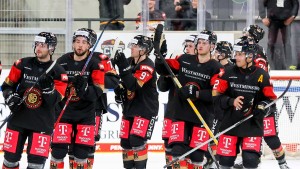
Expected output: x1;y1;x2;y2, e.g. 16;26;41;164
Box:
212;39;277;169
214;41;234;69
233;25;291;169
157;34;197;169
50;28;119;169
155;30;223;169
1;32;68;169
113;35;159;169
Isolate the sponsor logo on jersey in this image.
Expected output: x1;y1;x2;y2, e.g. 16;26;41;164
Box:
140;65;154;74
61;74;68;81
229;82;260;92
181;67;211;79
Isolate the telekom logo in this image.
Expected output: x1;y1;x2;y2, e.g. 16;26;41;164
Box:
223;137;232;148
171;124;179;134
197;130;207;141
136;119;145;129
248;137;257;142
163;120;168;130
120;121;125;130
263;119;271;129
38;136;48;148
59;125;68;135
82;127;91;136
5;132;13;142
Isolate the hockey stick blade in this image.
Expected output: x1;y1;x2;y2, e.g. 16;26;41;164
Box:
163;115;253;168
153;24;163;52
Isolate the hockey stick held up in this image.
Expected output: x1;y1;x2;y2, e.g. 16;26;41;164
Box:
153;24;219;145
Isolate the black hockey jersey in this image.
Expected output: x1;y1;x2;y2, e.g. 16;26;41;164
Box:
156;54;223;124
121;57;159;118
56;52;103;120
2;57;68;133
213;65;277;137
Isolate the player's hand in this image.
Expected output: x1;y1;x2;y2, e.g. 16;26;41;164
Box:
114;52;130;72
5;93;22;113
262;18;270;27
39;75;54;94
73;74;88;96
179;84;199;100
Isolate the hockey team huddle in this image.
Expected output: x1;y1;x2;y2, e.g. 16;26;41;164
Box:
0;25;290;169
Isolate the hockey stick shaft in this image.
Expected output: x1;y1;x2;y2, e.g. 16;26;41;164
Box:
53;15;120;128
164;115;253;168
80;15;120;74
0;59;57;130
153;24;218;145
164;78;292;168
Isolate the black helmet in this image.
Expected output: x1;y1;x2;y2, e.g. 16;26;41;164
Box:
73;28;97;48
34;32;57;56
127;35;154;55
233;38;257;58
215;41;233;58
243;25;265;43
195;30;217;45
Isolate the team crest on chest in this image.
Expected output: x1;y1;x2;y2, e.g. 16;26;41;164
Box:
24;88;42;109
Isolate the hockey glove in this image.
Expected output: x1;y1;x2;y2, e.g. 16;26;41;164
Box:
240;96;254;116
179;84;199;100
253;101;269;120
38;75;54;94
154;39;168;59
104;71;120;89
73;74;88;97
114;52;130;74
5;93;22;113
114;84;127;104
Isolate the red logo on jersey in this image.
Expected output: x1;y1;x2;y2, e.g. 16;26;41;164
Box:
61;74;68;81
219;68;225;77
99;54;108;60
140;65;154;74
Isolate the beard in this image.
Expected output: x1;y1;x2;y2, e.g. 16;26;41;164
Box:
74;49;88;56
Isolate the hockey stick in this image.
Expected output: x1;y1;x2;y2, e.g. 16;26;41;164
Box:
164;79;293;168
153;24;218;145
53;15;120;129
264;79;292;117
163;115;253;168
0;59;57;130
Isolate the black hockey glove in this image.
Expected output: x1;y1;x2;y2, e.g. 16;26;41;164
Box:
114;84;127;104
154;39;168;59
114;52;130;74
157;75;172;92
179;84;199;100
240;96;254;116
73;74;88;97
104;72;120;89
5;93;22;113
253;101;269;120
38;75;54;94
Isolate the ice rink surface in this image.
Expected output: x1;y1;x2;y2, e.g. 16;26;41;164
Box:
0;152;299;169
